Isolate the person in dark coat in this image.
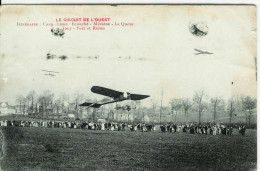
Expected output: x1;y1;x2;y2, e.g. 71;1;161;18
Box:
173;124;177;132
190;126;195;134
223;127;227;135
160;125;166;132
122;123;126;131
239;126;246;135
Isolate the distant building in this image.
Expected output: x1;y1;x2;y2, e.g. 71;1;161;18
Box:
0;102;16;115
14;105;23;114
39;104;54;116
68;103;85;119
68;103;76;113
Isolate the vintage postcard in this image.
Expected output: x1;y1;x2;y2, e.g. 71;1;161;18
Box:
0;5;257;170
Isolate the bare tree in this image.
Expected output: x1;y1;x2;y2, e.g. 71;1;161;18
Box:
182;98;192;123
15;95;27;114
26;96;31;113
59;93;68;113
228;97;236;124
150;99;158;117
169;99;182;123
135;100;142;122
193;90;207;123
22;98;27;114
73;92;85;118
38;90;54;118
54;99;62;115
83;96;94;119
27;90;37;114
16;95;24;114
66;95;70;113
241;96;257;126
160;89;164;124
37;96;45;118
210;97;222;123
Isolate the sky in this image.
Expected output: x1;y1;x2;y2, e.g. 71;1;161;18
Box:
0;5;257;106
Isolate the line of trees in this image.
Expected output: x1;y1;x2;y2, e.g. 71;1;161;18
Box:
165;90;256;125
14;89;256;125
15;90;88;119
147;90;256;125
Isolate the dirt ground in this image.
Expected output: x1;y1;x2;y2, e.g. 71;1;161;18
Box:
0;127;256;170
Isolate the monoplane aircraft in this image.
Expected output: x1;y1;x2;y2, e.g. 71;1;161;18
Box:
51;28;65;37
194;49;214;55
79;86;149;108
42;70;59;77
115;105;136;111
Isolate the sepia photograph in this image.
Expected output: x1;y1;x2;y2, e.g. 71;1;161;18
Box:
0;5;257;170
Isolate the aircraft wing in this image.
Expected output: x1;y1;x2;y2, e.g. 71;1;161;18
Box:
130;94;150;100
91;86;123;98
194;49;203;53
79;102;92;106
42;70;59;73
79;102;102;108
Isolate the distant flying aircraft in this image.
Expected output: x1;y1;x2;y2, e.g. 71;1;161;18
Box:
79;86;149;108
194;49;214;55
44;73;55;76
42;70;59;77
115;105;136;111
51;28;65;37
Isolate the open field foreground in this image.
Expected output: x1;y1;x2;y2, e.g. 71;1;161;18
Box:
0;127;257;170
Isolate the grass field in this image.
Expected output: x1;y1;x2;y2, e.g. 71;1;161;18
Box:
0;127;257;170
